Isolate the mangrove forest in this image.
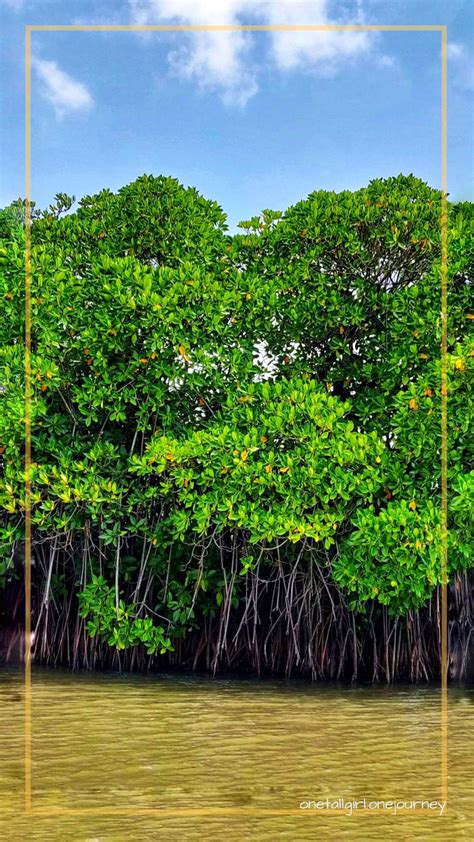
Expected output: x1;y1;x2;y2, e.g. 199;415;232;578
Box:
0;173;472;681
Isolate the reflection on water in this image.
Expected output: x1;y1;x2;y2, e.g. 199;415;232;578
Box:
0;668;472;840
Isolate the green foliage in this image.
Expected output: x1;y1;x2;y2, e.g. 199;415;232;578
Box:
31;174;228;268
334;500;443;613
79;576;173;655
130;379;386;546
0;173;472;654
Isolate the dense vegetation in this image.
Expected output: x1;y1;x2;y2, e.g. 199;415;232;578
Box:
0;174;472;680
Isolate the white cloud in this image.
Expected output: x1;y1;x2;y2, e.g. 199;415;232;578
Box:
377;54;395;69
0;0;25;9
129;0;258;106
128;0;387;106
167;31;258;107
447;43;464;60
258;0;373;76
447;42;474;91
33;58;94;118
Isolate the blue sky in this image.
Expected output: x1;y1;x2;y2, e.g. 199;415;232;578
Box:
0;0;472;230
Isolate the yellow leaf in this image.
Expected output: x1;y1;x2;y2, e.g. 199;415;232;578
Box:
240;451;249;461
409;500;417;510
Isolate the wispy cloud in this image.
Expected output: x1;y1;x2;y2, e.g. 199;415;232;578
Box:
0;0;26;9
129;0;259;107
33;58;94;118
258;0;374;77
447;42;474;92
128;0;389;106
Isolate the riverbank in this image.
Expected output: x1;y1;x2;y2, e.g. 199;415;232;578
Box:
2;566;473;683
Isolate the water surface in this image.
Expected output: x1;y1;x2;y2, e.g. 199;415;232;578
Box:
0;668;472;839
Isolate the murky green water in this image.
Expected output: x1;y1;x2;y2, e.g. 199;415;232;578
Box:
0;668;472;840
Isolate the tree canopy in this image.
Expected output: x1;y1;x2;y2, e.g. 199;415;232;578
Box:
0;173;472;675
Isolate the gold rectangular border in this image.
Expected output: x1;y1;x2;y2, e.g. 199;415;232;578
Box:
23;23;449;818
